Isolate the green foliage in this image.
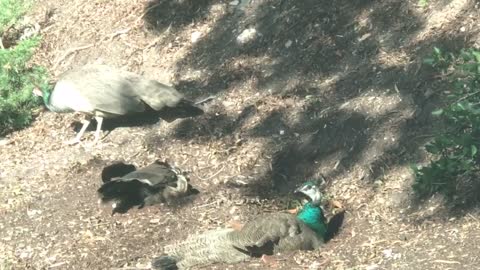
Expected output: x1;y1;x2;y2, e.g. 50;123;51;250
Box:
413;47;480;199
0;0;28;33
0;1;49;136
418;0;429;7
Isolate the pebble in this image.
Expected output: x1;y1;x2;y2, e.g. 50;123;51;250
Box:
191;31;202;43
285;40;293;48
236;28;258;45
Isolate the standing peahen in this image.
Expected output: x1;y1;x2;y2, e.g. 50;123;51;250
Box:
98;160;199;215
152;181;336;269
33;65;204;145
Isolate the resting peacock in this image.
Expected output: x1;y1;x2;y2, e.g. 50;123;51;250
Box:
33;64;204;145
152;181;335;269
98;160;199;215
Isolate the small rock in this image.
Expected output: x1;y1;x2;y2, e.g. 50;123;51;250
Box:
0;138;11;146
229;0;239;5
150;218;161;224
366;264;379;270
191;31;202;43
308;261;322;269
285;40;293;48
382;249;393;258
236;28;257;45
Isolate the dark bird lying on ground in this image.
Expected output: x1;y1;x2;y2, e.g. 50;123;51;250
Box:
33;64;204;145
152;180;343;269
98;160;199;215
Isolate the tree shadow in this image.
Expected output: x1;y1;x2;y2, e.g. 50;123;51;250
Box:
142;0;480;212
144;0;215;33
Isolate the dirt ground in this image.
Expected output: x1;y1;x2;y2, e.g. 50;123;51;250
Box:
2;0;480;269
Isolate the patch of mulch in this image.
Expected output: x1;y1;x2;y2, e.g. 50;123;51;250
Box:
2;0;480;269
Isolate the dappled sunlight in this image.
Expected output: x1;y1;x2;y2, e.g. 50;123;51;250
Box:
338;90;405;118
413;0;470;42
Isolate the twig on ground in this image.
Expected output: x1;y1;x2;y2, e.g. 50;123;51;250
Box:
134;2;161;25
53;44;94;70
105;28;131;41
195;165;225;181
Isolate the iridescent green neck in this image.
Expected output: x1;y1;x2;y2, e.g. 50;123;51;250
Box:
42;89;51;106
296;202;327;239
41;88;60;112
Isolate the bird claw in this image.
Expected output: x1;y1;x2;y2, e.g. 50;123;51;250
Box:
286;208;299;214
261;255;278;267
64;138;82;145
228;220;244;231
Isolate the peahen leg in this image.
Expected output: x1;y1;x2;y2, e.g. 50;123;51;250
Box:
65;118;91;145
92;116;104;143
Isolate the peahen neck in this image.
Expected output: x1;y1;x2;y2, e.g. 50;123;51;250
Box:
41;88;65;112
296;202;327;240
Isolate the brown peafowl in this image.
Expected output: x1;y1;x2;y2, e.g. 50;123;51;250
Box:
33;65;204;145
98;160;199;215
152;181;342;269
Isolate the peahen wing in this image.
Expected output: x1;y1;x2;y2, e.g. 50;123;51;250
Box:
118;161;177;188
52;65;147;116
228;212;323;255
161;228;251;269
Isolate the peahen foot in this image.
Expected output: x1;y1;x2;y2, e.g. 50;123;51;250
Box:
228;220;244;231
286;208;299;214
64;137;82;145
261;255;278;267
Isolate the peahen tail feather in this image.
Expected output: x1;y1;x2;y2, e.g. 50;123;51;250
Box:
155;99;204;123
97;180;154;214
100;162;136;183
152;228;249;269
324;210;345;242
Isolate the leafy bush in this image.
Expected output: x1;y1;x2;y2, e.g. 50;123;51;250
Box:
0;0;28;33
413;47;480;200
0;0;48;136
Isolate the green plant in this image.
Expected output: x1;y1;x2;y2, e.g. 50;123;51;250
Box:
0;0;29;34
413;47;480;199
418;0;429;8
0;0;49;136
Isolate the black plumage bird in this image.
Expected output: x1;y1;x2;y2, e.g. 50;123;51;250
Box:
98;160;199;214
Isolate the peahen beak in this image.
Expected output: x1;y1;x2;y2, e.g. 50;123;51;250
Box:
293;185;304;194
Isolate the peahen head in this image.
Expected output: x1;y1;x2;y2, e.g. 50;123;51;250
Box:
32;84;54;110
294;181;327;239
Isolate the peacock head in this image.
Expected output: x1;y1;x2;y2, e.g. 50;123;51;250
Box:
294;180;322;205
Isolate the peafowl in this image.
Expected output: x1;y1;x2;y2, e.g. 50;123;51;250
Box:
98;160;199;215
152;181;336;269
32;65;204;145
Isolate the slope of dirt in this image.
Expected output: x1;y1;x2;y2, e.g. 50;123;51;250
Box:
2;0;480;269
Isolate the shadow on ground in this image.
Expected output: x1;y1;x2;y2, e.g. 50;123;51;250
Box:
143;0;480;206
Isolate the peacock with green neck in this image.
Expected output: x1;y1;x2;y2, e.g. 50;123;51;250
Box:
296;202;327;238
152;181;330;270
